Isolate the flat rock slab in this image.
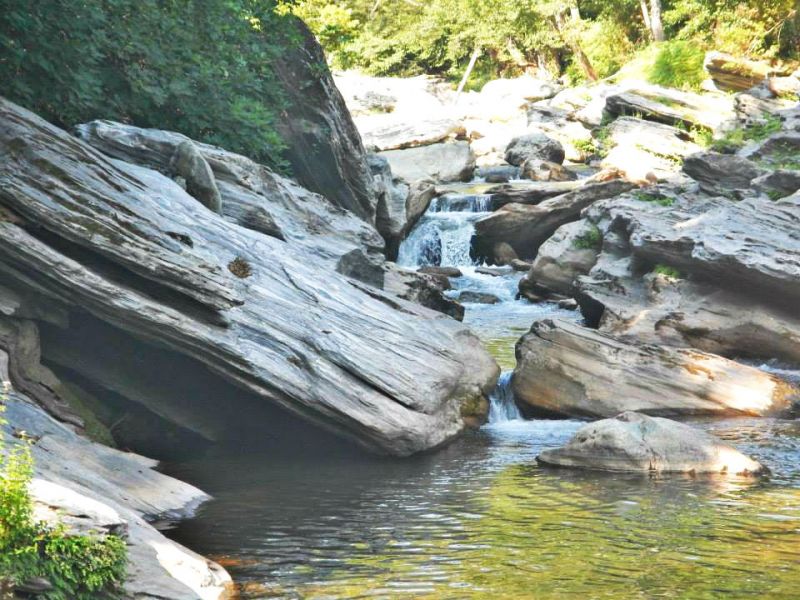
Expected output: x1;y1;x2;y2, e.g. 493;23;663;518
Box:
538;411;766;475
513;319;798;418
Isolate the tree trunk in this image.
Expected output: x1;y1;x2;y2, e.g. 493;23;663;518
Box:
455;47;481;100
649;0;665;42
639;0;652;36
555;10;598;82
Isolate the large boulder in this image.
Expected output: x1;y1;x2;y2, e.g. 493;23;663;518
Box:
485;181;582;210
576;191;800;362
513;319;798;418
358;115;464;151
520;219;600;297
473;179;634;259
75;120;385;268
605;84;736;133
273;21;377;221
505;132;565;166
703;51;780;93
600;117;702;183
379;141;476;184
0;97;499;456
683;152;766;194
1;375;232;599
538;411;766;475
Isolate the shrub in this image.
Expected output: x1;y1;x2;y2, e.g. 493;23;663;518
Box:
647;41;706;90
573;224;603;250
0;0;292;170
0;397;128;599
652;264;682;279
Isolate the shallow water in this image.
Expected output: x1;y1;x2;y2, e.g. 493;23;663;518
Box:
168;181;800;599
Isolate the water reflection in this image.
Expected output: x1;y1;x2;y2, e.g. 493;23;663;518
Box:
168;418;800;599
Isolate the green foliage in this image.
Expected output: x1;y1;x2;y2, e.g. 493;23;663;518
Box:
633;191;674;206
652;264;682;278
647;41;706;90
572;224;603;250
0;0;295;169
711;115;782;152
0;401;128;599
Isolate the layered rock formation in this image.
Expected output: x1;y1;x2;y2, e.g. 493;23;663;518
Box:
513;320;798;419
0;97;499;458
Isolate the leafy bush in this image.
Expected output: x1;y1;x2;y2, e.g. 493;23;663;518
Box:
573;224;603;250
652;264;682;279
647;41;706;90
0;399;128;599
0;0;293;170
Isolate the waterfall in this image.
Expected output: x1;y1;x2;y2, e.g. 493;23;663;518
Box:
487;371;522;423
429;194;493;213
397;213;482;267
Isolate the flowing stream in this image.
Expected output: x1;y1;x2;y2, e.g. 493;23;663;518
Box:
168;182;800;599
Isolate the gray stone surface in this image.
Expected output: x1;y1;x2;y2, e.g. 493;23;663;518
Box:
538;411;766;475
380;141;476;183
0;97;499;456
513;319;798;419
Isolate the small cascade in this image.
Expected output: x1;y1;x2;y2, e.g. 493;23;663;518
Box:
398;191;493;267
487;371;523;423
429;194;493;213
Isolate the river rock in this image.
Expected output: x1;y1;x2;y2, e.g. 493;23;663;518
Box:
521;219;600;297
369;153;413;259
476;165;520;183
605;84;736;133
379;141;476;184
576;191;800;361
492;241;519;266
0;97;499;456
525;105;595;162
473;179;634;259
752;169;800;199
273;21;377;221
169;140;222;213
682;152;766;194
383;264;464;321
358;115;464;151
419;266;463;278
513;319;798;418
703;51;775;92
459;291;500;304
505;132;565;166
486;181;582;210
1;389;232;599
520;158;577;182
538;411;766;475
75;120;385;268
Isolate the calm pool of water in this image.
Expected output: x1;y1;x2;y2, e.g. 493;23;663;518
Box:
167;415;800;599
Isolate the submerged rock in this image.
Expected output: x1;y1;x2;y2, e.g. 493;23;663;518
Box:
0;97;499;456
513;319;798;419
538;411;766;475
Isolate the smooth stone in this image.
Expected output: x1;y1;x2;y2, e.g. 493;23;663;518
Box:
538;411;767;475
458;291;500;304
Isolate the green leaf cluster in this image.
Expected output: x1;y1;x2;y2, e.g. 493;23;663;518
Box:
0;0;295;169
0;400;128;599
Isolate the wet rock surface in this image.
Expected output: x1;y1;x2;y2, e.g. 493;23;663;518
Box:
538;411;766;475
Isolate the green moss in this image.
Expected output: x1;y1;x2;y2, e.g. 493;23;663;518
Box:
56;383;116;447
632;191;674;207
652;264;682;279
766;189;786;201
573;224;603;250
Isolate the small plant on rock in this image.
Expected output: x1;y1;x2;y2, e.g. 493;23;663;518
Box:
0;392;128;599
652;264;682;279
573;224;603;250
